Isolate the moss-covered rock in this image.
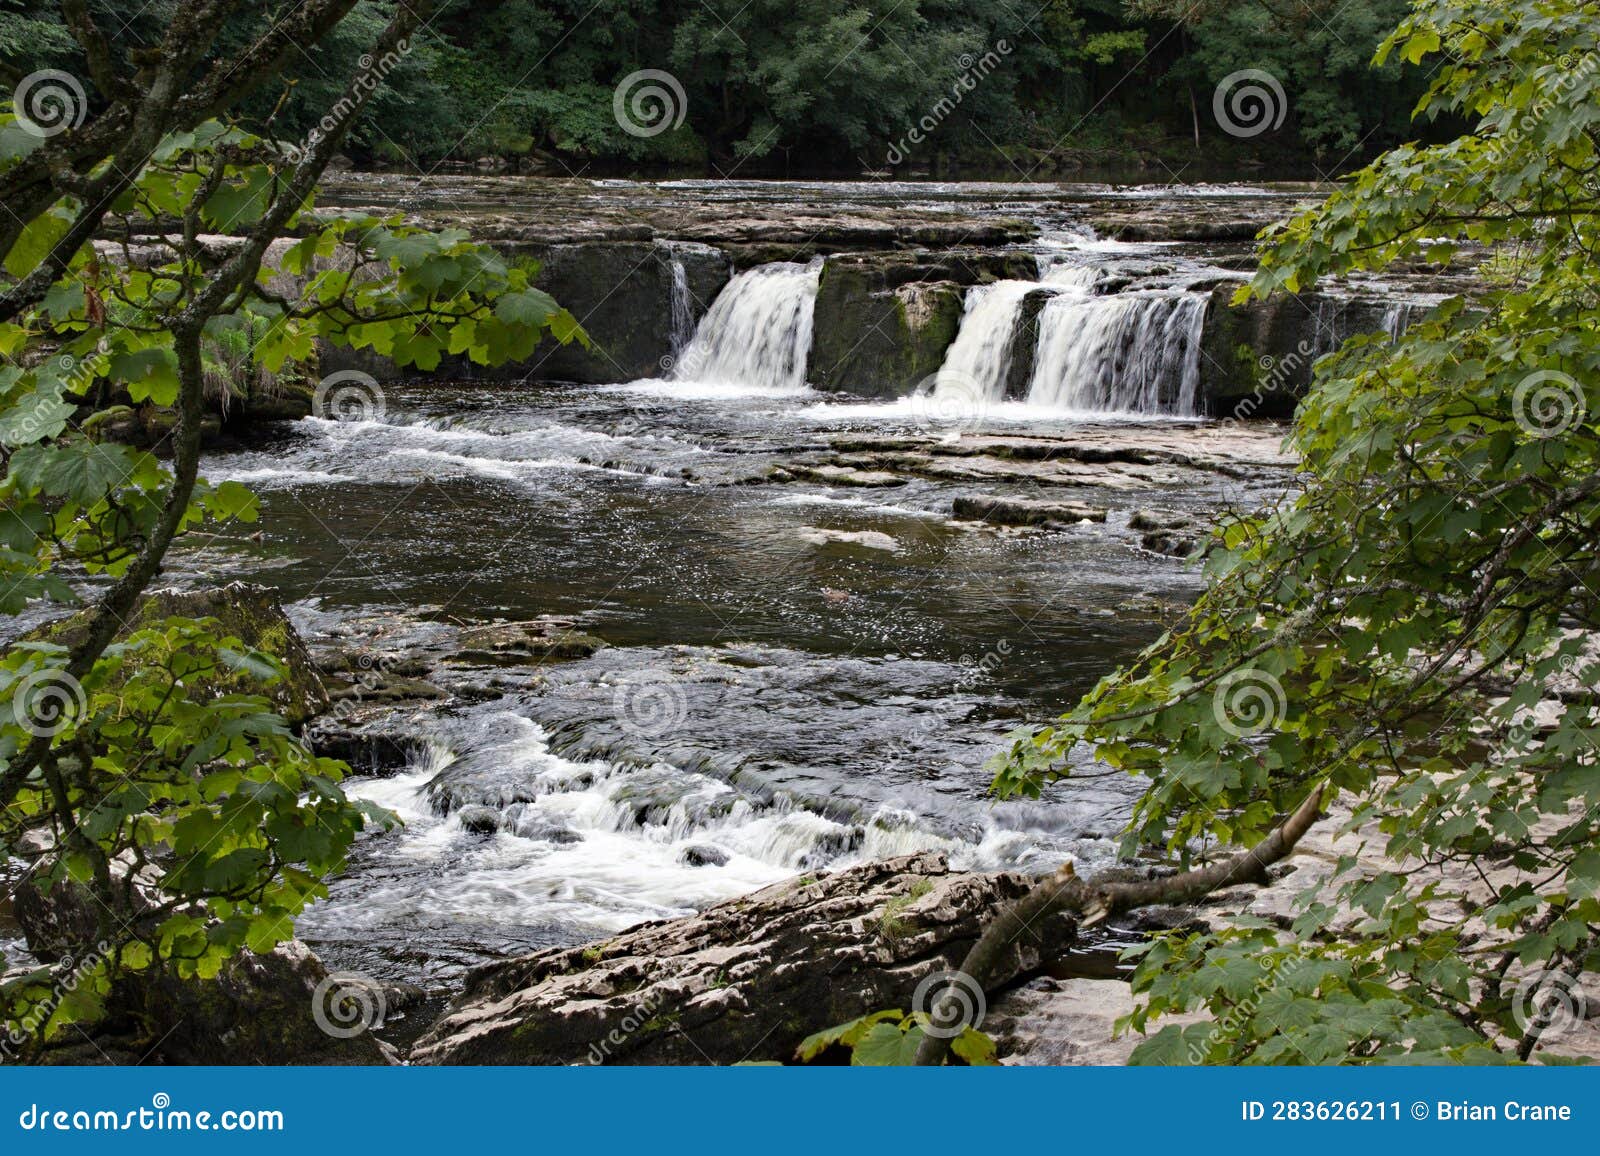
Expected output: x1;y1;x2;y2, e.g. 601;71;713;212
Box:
819;259;953;393
811;251;1036;397
1198;286;1398;418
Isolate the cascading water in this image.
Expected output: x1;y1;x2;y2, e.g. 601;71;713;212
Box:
1026;291;1207;415
932;280;1037;404
1040;263;1102;291
1382;301;1415;340
668;260;694;356
671;261;820;390
1312;297;1344;357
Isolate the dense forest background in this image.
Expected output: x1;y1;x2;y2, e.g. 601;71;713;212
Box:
0;0;1443;176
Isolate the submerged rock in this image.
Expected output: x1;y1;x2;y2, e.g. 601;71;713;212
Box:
456;805;503;834
951;495;1108;528
1128;509;1203;557
796;526;901;552
679;844;730;867
783;463;907;488
452;618;608;665
409;852;1079;1065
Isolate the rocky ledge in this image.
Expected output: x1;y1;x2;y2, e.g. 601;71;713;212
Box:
779;424;1297;493
410;852;1079;1065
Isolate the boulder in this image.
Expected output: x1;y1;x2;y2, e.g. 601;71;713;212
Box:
105;940;399;1065
809;251;1035;397
1129;509;1203;558
409;852;1080;1065
455;805;503;834
451;617;608;665
952;495;1108;527
678;844;729;867
1198;287;1400;418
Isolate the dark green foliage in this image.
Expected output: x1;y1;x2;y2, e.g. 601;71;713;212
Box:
3;0;1434;171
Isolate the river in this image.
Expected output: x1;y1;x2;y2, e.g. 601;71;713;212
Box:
54;177;1386;994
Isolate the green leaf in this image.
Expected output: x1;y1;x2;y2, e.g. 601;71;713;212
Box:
850;1021;924;1066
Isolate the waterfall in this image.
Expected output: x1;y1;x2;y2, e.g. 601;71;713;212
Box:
668;259;694;356
671;261;819;391
1025;291;1207;415
933;280;1036;403
1312;297;1344;358
1382;301;1415;340
1040;263;1101;291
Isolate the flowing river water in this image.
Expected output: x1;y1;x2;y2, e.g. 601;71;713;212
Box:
7;178;1377;996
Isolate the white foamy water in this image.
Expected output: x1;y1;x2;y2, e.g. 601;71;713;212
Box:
1027;291;1207;415
798;396;1192;425
671;261;820;391
934;280;1037;402
206;464;357;487
331;712;1074;937
603;377;816;401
